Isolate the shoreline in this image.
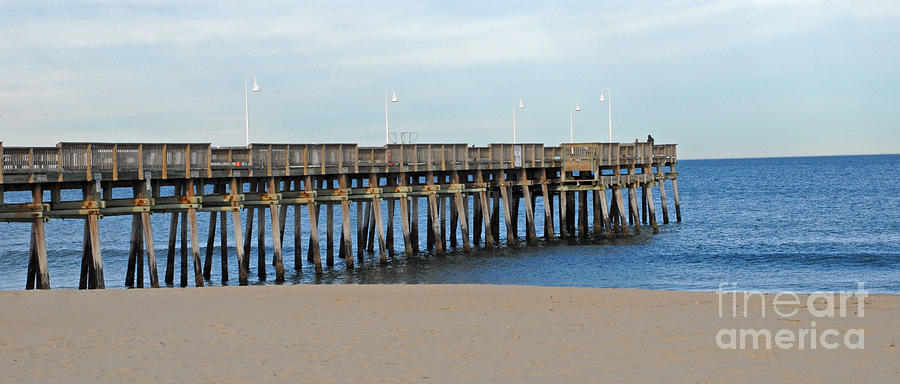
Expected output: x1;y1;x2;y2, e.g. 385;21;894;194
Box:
1;284;897;383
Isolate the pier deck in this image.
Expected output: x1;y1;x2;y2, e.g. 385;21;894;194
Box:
0;141;680;289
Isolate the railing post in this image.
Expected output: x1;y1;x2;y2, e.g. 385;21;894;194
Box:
285;144;291;175
185;144;191;177
206;145;212;178
267;144;273;177
0;141;4;184
138;144;144;180
161;144;167;179
112;144;118;181
86;144;92;182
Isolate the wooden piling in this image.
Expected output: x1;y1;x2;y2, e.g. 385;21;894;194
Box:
499;176;515;247
658;177;670;224
203;185;218;280
398;173;414;257
627;186;642;235
28;184;49;289
645;182;659;234
304;176;322;274
472;191;483;245
369;174;387;263
186;179;204;287
672;178;682;222
339;175;354;268
426;172;444;254
257;182;267;280
165;187;179;285
520;171;538;246
268;178;285;282
578;190;588;237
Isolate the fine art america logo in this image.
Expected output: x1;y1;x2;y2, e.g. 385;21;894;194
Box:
715;282;866;350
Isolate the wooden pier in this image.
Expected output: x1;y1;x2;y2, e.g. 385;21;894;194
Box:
0;141;680;289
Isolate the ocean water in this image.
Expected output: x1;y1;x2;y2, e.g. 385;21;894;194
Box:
0;154;898;292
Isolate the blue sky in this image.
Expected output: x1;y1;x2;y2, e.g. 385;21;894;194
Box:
0;0;898;159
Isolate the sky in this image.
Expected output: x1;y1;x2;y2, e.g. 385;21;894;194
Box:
0;0;898;159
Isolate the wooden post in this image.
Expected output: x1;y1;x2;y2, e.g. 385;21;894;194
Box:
559;187;568;238
141;208;160;288
409;191;419;252
490;190;500;241
180;210;188;287
426;172;444;254
628;186;642;235
398;174;414;256
672;178;682;222
267;178;285;282
230;180;248;285
449;194;458;248
499;174;515;247
219;209;229;282
614;187;628;235
279;183;288;249
366;202;376;253
599;189;612;238
425;196;433;250
645;182;659;234
592;189;602;238
578;190;588;237
28;185;50;289
243;182;255;271
257;181;267;280
472;192;482;245
641;184;648;224
293;181;303;271
86;177;104;289
186;179;204;287
541;170;554;240
369;173;387;263
658;177;670;224
476;170;494;248
339;175;353;268
165;186;179;285
520;171;538;246
356;198;365;260
203;185;218;280
79;215;90;289
126;212;141;287
439;192;447;249
326;179;335;266
386;191;395;255
305;175;322;274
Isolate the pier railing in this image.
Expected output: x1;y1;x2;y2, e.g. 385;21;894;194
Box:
0;141;676;183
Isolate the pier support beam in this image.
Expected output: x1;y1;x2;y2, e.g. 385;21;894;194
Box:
398;173;414;256
268;178;285;282
369;173;387;263
26;185;50;290
305;176;322;274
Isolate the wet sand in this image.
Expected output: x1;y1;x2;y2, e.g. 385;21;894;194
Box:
0;285;897;383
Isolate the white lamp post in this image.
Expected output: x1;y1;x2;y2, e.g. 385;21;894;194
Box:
598;88;612;143
385;88;398;145
513;97;524;144
569;101;581;143
244;74;261;147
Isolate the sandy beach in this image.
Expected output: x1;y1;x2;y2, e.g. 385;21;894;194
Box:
0;285;896;383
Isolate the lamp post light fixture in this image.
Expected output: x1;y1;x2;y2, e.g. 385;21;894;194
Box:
598;88;612;143
385;88;399;145
513;97;525;144
244;74;261;147
570;101;581;144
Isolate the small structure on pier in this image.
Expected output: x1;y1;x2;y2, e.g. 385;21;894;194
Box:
0;141;680;290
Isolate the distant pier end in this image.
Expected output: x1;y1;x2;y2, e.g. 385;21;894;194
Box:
0;141;680;289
